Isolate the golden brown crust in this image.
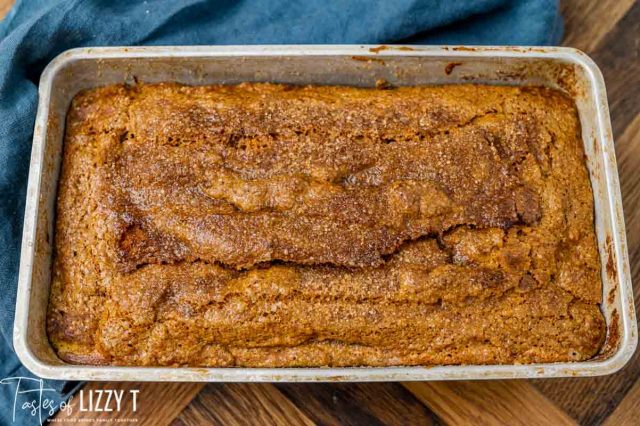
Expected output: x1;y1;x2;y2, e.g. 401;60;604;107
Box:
47;83;605;367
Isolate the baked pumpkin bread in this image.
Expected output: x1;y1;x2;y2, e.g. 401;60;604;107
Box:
47;82;605;367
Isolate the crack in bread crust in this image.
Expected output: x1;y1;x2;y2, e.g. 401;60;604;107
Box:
47;83;605;367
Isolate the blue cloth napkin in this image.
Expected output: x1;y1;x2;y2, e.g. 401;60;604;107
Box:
0;0;562;424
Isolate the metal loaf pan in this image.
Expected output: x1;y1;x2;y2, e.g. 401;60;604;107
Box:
14;45;637;381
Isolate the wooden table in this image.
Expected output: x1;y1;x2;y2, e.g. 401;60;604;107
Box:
2;0;639;424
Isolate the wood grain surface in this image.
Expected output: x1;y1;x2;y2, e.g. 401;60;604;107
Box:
404;381;576;426
52;382;204;425
174;384;314;426
0;0;12;20
1;0;637;424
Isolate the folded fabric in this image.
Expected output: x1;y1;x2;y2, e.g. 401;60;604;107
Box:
0;0;562;424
